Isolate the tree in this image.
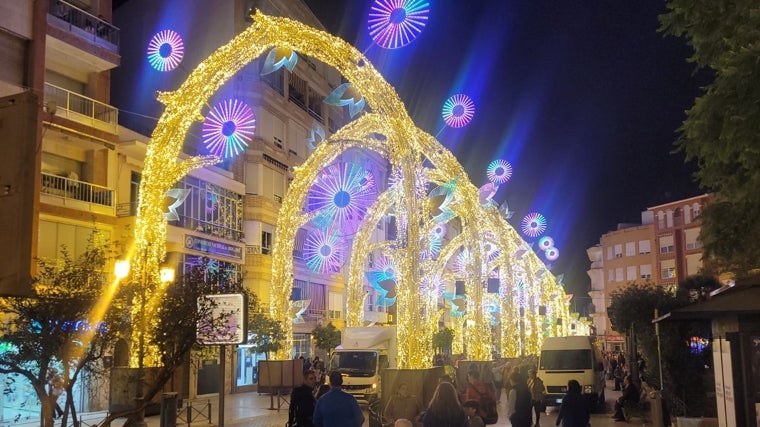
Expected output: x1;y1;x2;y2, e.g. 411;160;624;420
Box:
608;281;713;416
660;1;760;278
0;238;127;427
432;327;454;354
246;292;284;357
311;323;341;357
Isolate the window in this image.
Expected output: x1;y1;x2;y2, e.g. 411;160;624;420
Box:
638;240;651;254
661;259;676;279
684;228;701;250
38;220;110;262
261;231;272;254
606;247;613;260
657;211;665;229
683;204;692;224
368;252;374;269
129;171;141;216
328;292;343;319
659;235;675;254
614;244;622;258
692;202;701;219
625;242;635;257
262;165;285;203
626;266;637;281
608;270;614;282
640;264;652;280
666;210;674;228
171;176;244;241
686;253;702;276
615;268;623;282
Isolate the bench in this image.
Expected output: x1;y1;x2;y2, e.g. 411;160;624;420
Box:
623;384;650;423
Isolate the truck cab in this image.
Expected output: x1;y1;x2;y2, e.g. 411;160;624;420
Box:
538;336;605;410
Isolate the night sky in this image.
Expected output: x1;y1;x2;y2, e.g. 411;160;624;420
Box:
302;0;709;302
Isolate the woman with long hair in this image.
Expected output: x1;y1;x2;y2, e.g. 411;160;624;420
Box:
421;382;466;427
385;382;422;426
556;379;590;427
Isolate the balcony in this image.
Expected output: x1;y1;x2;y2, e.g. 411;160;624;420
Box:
45;83;119;134
48;0;119;51
41;172;114;214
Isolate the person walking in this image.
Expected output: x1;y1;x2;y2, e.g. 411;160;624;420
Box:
313;372;364;427
289;370;317;427
527;369;545;427
385;382;422;426
555;380;590;427
421;382;466;427
507;371;533;427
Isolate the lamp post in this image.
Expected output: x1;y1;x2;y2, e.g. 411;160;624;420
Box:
114;260;174;427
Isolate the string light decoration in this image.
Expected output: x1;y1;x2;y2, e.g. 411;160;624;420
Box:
545;247;560;261
521;212;548;238
260;46;298;75
202;99;255;158
538;236;554;251
304;229;344;274
442;94;475;128
131;11;572;367
487;159;513;185
368;0;430;49
147;30;184;72
307;162;377;235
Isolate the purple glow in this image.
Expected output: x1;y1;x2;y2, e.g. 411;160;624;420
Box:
442;94;475;128
202;99;255;158
147;30;184;72
308;162;377;235
487;159;513;185
521;212;547;237
304;230;344;274
368;0;430;49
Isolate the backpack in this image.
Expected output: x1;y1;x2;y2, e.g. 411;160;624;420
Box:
472;385;499;425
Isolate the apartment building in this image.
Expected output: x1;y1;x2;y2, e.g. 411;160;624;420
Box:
587;194;711;351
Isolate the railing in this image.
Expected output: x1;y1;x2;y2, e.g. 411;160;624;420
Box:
44;83;119;134
41;172;114;208
172;216;244;242
48;0;120;49
116;201;138;217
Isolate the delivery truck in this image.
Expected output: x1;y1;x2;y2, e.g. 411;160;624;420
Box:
538;335;606;410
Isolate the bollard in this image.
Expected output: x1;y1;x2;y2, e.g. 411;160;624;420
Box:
648;390;667;427
160;392;178;427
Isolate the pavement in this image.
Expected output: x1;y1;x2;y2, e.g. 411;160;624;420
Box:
75;379;654;427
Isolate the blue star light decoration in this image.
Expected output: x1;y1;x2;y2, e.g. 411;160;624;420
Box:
202;99;256;158
307;162;377;235
428;180;457;223
442;292;466;318
164;188;191;221
260;46;298;75
478;182;498;207
290;299;311;324
324;83;366;118
147;29;184;72
365;256;398;306
307;122;325;150
368;0;430;49
304;229;344;275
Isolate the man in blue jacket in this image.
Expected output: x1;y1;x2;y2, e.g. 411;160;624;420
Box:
313;371;364;427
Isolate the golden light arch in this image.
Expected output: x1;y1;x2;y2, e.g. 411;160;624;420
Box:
132;11;570;367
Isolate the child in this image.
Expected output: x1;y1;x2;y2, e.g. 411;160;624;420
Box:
463;400;485;427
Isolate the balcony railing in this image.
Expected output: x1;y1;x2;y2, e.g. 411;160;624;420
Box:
48;0;120;50
41;172;114;207
44;83;119;134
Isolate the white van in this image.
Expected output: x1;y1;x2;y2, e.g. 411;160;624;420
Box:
538;336;605;409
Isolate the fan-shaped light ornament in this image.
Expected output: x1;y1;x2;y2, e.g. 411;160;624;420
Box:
479;182;498;207
453;249;473;275
260;46;297;76
487;159;513;185
545;247;560;261
368;0;430;49
482;240;501;262
324;83;366;118
202;99;255;158
538;236;555;251
304;230;344;274
442;94;475;128
431;223;447;239
521;212;548;238
307;123;325;150
308;162;377;235
147;30;184;72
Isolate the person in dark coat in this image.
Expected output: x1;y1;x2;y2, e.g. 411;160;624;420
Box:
556;379;590;427
612;375;640;421
421;382;466;427
507;371;533;427
289;370;317;427
313;371;364;427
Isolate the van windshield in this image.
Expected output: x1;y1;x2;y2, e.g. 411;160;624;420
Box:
540;349;592;370
328;351;377;377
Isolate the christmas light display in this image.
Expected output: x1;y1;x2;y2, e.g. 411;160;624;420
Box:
538;236;554;250
147;30;184;72
442;94;475;128
545;247;560;261
521;212;548;238
368;0;430;49
304;229;344;274
260;46;298;75
307;162;377;235
487;159;513;185
202;99;255;158
324;83;366;118
307;123;325;150
131;12;572;368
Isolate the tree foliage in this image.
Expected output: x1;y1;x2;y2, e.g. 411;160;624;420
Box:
246;291;284;357
311;323;341;356
0;237;127;427
432;327;454;354
608;281;714;416
660;0;760;277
